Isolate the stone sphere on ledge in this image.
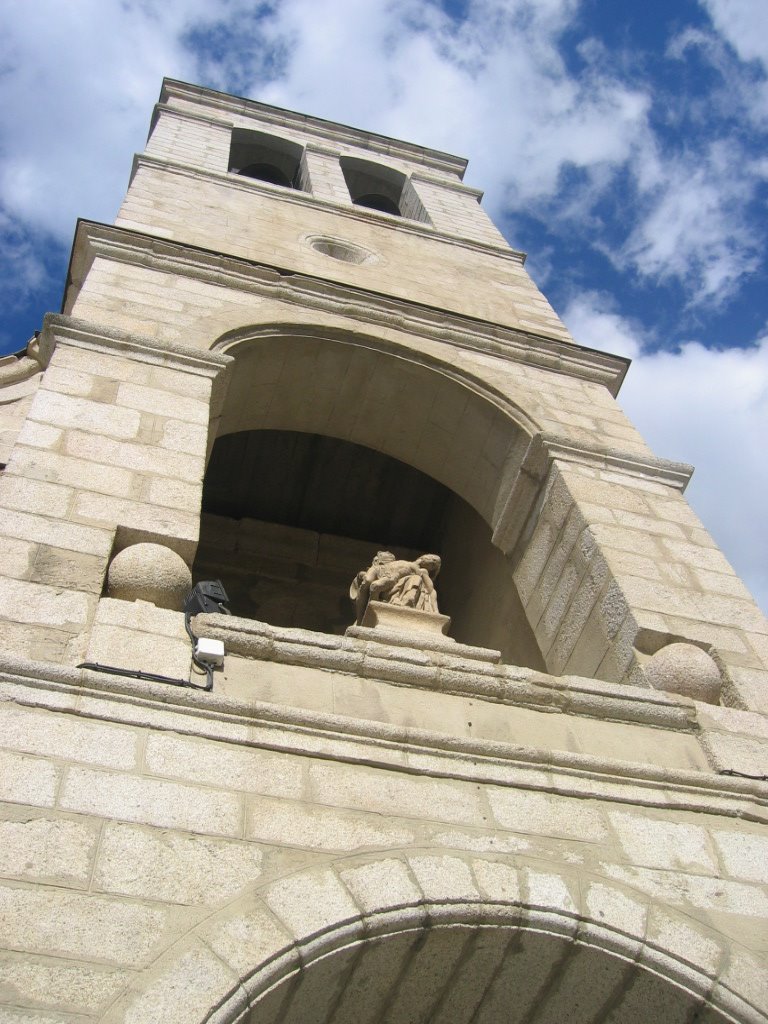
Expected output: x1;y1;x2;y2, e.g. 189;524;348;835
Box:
645;642;722;705
107;543;192;611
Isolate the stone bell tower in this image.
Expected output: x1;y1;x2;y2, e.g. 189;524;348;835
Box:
0;80;767;1024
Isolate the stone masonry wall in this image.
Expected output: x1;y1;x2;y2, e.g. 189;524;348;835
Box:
143;104;506;252
0;667;767;1022
0;324;228;666
514;461;768;711
113;164;568;337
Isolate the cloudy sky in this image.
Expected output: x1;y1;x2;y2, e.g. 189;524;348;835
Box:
1;0;766;611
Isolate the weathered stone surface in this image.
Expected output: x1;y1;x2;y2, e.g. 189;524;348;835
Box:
29;389;141;439
0;751;60;809
0;814;98;887
107;543;191;610
245;795;415;851
145;732;304;799
645;642;722;704
0;884;173;966
59;766;242;837
487;787;608;843
0;955;130;1015
0;578;91;631
263;867;360;938
0;704;138;771
94;822;265;904
104;940;236;1024
608;809;718;874
711;829;768;885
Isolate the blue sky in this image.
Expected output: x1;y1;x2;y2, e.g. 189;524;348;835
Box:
1;0;766;611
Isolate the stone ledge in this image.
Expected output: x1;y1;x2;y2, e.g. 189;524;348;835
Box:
132;152;521;264
346;622;499;663
195;613;695;732
0;654;766;822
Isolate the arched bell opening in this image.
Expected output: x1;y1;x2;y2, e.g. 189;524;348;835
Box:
228;128;303;189
193;429;544;668
340;155;406;216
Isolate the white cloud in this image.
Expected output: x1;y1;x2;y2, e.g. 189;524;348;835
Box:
0;0;260;239
619;141;761;306
1;0;761;311
251;0;650;211
563;293;768;613
701;0;768;67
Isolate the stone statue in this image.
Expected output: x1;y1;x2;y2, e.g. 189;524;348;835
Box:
350;550;441;625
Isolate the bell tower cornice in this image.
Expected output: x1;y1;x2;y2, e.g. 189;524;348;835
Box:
63;219;630;395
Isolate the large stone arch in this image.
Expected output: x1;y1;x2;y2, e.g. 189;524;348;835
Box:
100;851;767;1024
196;323;550;659
210;324;538;533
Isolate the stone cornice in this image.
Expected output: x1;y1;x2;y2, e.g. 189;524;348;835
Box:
151;106;484;202
0;354;42;390
1;654;766;824
493;432;694;558
130;152;524;264
67;220;630;395
40;314;231;376
159;79;469;179
542;434;694;490
409;168;485;201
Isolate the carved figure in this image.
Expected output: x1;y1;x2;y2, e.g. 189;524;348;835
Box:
350;550;441;625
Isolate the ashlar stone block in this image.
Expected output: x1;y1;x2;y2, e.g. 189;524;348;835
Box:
102;939;237;1024
245;795;416;852
0;955;130;1016
0;704;139;772
94;822;266;905
0;750;60;809
0;813;98;887
0;884;173;967
59;766;243;838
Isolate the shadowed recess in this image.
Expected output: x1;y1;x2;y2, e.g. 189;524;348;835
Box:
202;429;453;550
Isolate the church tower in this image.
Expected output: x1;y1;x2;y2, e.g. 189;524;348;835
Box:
0;80;766;1023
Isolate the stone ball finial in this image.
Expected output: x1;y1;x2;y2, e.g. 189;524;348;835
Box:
645;642;722;705
107;543;192;611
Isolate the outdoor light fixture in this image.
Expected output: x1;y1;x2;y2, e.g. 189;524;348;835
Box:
183;580;231;686
183;579;230;618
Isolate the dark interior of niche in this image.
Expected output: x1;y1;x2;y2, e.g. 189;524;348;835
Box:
194;429;545;668
201;430;451;551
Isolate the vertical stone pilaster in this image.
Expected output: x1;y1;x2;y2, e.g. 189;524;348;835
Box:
0;316;231;666
300;145;351;204
511;455;768;711
408;174;508;246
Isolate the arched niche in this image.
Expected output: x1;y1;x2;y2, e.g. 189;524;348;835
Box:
228;128;303;189
211;328;535;530
200;327;542;662
340;156;407;216
194;429;544;667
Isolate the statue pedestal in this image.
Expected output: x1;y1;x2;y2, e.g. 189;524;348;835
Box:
360;601;451;636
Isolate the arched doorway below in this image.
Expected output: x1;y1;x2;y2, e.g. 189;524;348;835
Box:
244;919;728;1024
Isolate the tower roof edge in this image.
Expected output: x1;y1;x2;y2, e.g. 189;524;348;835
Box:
159;78;469;179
